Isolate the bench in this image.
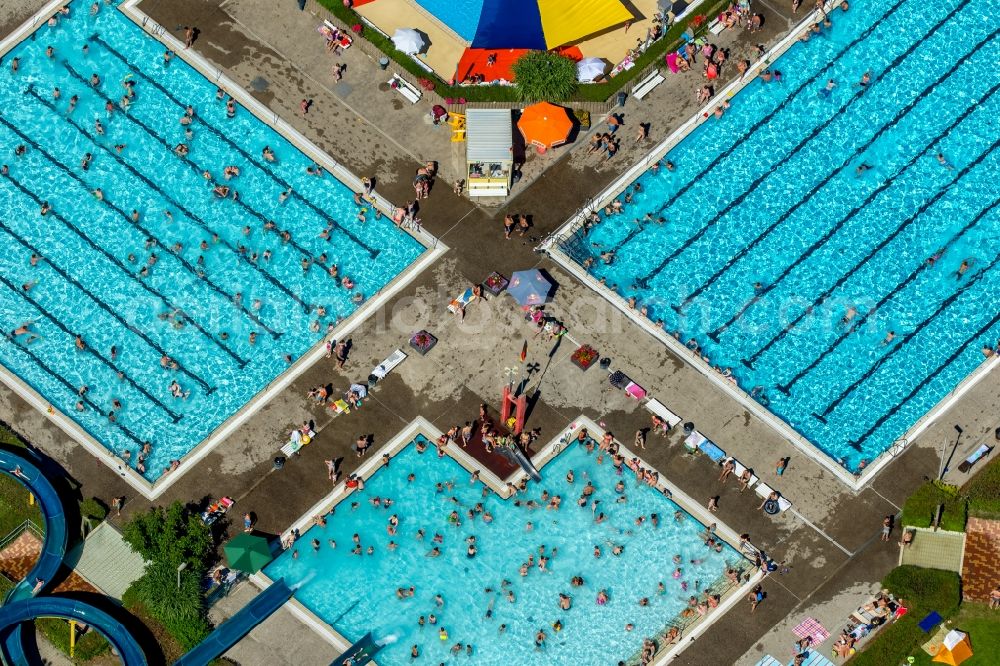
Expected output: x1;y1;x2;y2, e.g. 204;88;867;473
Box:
644;398;681;430
389;74;422;104
755;482;793;513
730;458;759;490
370;349;407;381
321;20;353;50
631;69;665;100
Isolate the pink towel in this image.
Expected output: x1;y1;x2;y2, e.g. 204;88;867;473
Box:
625;382;647;400
666;52;680;74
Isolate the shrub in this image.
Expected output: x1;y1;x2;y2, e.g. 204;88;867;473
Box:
850;566;961;666
36;617;110;661
79;497;108;522
123;561;210;650
512;51;578;101
121;502;214;651
900;481;966;531
964;457;1000;519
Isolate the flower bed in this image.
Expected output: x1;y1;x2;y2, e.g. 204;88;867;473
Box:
483;272;509;295
570;344;599;370
409;330;438;356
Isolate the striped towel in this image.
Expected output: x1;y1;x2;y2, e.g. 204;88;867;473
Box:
792;617;831;645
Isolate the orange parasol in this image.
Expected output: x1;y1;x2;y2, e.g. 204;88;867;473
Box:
517;102;573;150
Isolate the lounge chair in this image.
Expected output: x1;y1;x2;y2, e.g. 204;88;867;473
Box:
756;482;791;514
201;496;235;525
731;458;759;490
644;398;681;430
958;444;993;473
370;349;407;382
448;288;475;314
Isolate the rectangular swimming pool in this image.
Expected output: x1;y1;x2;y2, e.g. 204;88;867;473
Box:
265;436;746;664
558;0;999;474
0;0;426;481
413;0;484;42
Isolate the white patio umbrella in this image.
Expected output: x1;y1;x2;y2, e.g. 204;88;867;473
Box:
576;57;606;82
392;28;425;55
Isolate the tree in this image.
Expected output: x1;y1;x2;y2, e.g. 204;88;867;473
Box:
512;51;578;102
121;502;214;650
122;501;212;572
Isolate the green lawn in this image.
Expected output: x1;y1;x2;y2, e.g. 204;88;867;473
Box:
0;474;44;540
0;423;43;540
907;603;1000;665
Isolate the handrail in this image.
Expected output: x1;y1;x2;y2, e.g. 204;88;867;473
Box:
0;520;43;552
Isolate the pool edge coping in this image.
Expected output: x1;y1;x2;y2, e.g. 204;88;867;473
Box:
538;0;996;493
0;0;449;500
255;414;763;665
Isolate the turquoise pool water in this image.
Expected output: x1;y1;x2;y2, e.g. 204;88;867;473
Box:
414;0;484;42
0;0;423;480
266;438;743;664
562;0;1000;472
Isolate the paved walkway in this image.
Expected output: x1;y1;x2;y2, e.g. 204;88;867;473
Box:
961;517;1000;602
210;580;340;665
1;1;998;665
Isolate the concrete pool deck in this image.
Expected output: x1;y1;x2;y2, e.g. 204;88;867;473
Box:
0;0;997;664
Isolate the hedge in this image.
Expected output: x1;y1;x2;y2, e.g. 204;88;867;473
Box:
849;566;961;666
36;617;110;662
964;456;1000;520
317;0;731;103
899;481;966;532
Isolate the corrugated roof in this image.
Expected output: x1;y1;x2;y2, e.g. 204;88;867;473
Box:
467;109;513;163
64;522;147;600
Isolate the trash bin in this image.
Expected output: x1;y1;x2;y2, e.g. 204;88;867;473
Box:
616;91;627;107
378;56;390;70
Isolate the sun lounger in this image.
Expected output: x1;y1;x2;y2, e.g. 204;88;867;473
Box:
756;482;792;514
684;430;706;452
958;444;993;473
644;398;681;430
370;349;407;381
448;288;475;314
699;438;726;463
709;18;726;35
201;496;235;525
624;381;647;400
731;458;759;489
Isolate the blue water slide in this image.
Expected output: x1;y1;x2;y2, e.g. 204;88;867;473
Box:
0;598;147;666
173;579;293;666
331;632;381;666
0;449;67;604
0;448;146;666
